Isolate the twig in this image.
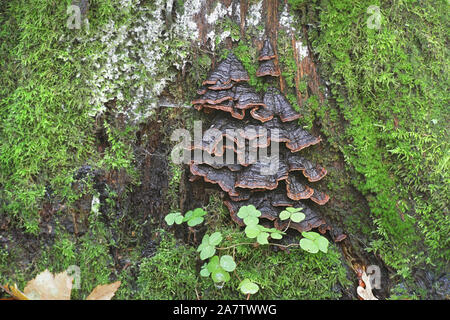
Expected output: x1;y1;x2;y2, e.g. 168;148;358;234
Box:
216;242;300;250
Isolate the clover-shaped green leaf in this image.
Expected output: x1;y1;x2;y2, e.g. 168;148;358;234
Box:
212;269;230;283
286;207;303;213
197;233;221;260
245;225;284;243
183;208;207;226
237;205;261;220
200;244;216;260
290;211;305;223
301;231;321;240
187;216;204;226
257;232;269;245
279;210;290;220
316;236;329;253
207;256;221;273
270;231;283;240
299;232;329;254
219;255;236;272
244;224;261;238
200;263;210;277
206;256;231;283
279;207;305;223
164;212;184;225
243;215;259;226
299;238;319;253
208;232;223;246
239;279;259;295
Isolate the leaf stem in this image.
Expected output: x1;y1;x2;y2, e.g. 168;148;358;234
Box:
216;242;301;250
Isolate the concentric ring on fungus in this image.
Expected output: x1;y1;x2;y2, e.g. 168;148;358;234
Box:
186;114;321;156
256;59;280;77
202;53;250;85
258;39;277;61
189;51;339;238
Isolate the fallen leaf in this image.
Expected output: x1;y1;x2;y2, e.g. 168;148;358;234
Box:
356;271;378;300
86;281;121;300
24;269;73;300
0;284;29;300
1;269;120;300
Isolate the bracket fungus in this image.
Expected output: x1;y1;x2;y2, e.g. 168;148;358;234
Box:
256;40;280;77
189;47;344;242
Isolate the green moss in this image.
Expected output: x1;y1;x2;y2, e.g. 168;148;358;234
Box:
136;229;350;300
0;0;136;234
136;231;199;299
305;0;449;278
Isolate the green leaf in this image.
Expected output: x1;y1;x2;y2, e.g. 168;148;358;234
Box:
192;207;207;217
164;214;176;225
316;236;329;253
243;216;259;226
200;264;210;277
257;232;269;245
197;242;206;252
187;216;204;226
270;232;283;240
199;234;210;248
290;212;306;223
237;205;260;219
244;224;261;238
183;210;193;222
211;269;230;283
207;256;221;273
237;205;250;219
174;215;184;225
249;208;261;217
301;231;321;241
300;238;319;253
239;279;259;295
200;245;216;260
165;212;183;225
200;268;210;277
219;255;236;272
208;232;223;246
279;210;291;220
286;207;302;213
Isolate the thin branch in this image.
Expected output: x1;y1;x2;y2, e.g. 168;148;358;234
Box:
216;242;300;251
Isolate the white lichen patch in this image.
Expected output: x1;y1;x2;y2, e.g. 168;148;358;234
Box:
279;4;296;34
296;40;309;61
77;0;205;123
245;0;265;39
206;2;231;24
174;0;204;41
205;1;241;51
246;1;262;27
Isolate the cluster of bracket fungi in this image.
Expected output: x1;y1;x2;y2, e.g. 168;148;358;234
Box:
189;40;346;242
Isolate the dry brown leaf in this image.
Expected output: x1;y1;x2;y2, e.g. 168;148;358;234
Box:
86;281;121;300
0;284;29;300
1;270;120;300
23;269;73;300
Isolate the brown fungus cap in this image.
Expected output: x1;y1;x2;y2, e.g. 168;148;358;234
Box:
263;87;301;122
187;115;321;155
202;53;250;85
256;59;280;77
192;88;234;105
258;39;277;61
286;174;314;201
